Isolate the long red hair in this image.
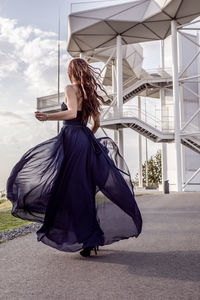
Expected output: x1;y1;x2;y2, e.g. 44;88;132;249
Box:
67;58;109;130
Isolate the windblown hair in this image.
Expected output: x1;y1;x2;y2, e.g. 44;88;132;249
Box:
67;58;109;131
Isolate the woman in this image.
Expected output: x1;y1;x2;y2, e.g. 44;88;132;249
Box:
6;58;143;257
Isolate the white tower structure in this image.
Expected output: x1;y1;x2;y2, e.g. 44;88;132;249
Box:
162;31;200;191
37;0;200;192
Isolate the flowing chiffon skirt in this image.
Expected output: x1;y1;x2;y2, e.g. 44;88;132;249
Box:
6;102;143;252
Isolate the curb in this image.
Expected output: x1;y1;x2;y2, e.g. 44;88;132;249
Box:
0;222;41;243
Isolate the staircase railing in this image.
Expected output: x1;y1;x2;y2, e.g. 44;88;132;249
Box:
100;104;174;132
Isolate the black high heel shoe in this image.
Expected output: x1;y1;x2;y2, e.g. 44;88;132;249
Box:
80;246;99;257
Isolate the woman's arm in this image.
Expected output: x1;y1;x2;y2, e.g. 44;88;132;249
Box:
35;85;78;122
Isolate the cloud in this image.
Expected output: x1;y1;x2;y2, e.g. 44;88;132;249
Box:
0;107;57;145
0;0;9;13
0;16;69;94
0;110;24;119
0;49;19;78
0;16;69;189
17;98;33;108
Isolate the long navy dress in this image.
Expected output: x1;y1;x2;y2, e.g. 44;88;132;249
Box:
6;101;143;252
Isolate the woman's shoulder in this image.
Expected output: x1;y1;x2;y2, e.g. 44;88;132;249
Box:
65;83;81;93
65;83;80;88
65;83;75;90
64;84;78;95
65;84;83;101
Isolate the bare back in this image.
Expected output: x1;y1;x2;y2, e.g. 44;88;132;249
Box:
64;84;83;111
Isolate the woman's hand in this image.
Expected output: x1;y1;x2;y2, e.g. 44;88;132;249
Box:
35;111;48;122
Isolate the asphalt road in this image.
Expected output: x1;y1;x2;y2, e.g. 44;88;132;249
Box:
0;192;200;300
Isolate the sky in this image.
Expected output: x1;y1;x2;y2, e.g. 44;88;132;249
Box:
0;0;161;190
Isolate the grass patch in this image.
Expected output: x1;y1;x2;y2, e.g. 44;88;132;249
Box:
0;210;31;232
0;200;12;211
0;200;31;232
135;193;152;196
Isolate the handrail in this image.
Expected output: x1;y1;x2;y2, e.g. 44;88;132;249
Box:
100;104;175;132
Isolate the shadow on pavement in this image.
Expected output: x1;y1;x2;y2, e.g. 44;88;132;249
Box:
73;249;200;282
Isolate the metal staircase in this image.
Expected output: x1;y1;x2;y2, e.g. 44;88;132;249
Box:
100;68;173;105
100;105;200;154
122;74;172;103
101;115;174;143
36;69;200;154
181;136;200;154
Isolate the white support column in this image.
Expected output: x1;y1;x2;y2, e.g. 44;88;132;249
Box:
118;128;124;157
112;59;118;145
179;83;185;188
116;35;123;111
197;31;200;129
138;96;143;188
116;35;124;158
160;88;168;190
160;40;168;192
161;143;167;188
177;31;186;188
112;59;117;96
114;130;118;146
160;40;165;70
144;99;148;188
145;138;148;187
171;20;182;192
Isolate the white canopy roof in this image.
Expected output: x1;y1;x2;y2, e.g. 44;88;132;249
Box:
67;0;200;56
80;43;143;85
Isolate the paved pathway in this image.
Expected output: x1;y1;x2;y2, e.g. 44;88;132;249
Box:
0;192;200;300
